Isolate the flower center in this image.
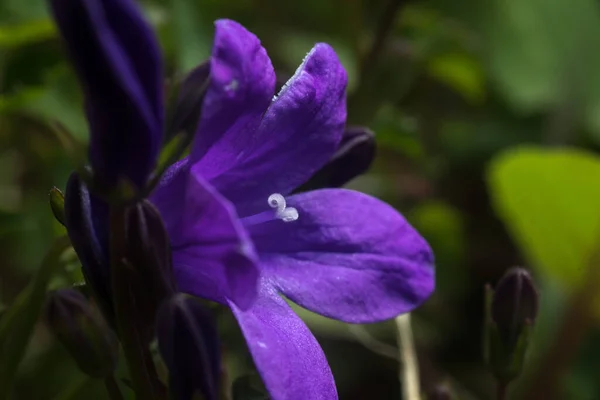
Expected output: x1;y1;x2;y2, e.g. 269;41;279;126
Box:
241;193;299;226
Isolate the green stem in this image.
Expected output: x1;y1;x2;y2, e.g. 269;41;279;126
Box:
110;207;164;400
395;314;421;400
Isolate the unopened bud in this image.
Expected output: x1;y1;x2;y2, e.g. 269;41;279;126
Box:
123;200;176;341
164;61;210;142
485;267;538;383
491;267;538;350
156;294;220;400
296;126;376;191
44;288;118;378
64;172;113;321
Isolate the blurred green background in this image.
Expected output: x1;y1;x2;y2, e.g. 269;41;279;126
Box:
2;0;600;398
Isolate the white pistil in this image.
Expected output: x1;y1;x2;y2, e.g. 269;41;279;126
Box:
241;193;299;227
267;193;299;222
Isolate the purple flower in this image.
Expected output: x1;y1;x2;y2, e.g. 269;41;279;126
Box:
151;20;435;400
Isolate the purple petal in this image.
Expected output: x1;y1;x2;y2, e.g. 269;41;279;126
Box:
206;43;348;216
50;0;162;188
245;189;435;323
229;280;337;400
150;157;191;238
151;163;259;309
191;19;275;164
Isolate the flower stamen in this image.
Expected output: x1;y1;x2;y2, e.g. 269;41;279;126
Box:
267;193;299;222
241;193;299;226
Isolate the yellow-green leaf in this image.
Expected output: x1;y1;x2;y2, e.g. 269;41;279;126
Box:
487;146;600;290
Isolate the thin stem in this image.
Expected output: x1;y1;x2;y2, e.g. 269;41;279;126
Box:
348;325;400;361
348;0;408;124
104;375;124;400
496;380;508;400
395;314;421;400
359;0;404;78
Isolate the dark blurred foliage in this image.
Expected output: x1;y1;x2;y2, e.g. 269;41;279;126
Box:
2;0;600;399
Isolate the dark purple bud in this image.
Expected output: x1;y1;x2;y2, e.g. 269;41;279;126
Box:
491;267;539;350
64;172;113;321
122;200;176;340
49;186;66;226
296;126;376;191
156;294;220;400
44;288;119;378
164;61;210;143
49;0;163;190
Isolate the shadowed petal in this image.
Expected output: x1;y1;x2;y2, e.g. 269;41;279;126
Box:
191;19;275;164
245;189;435;323
165;61;211;142
206;43;348;216
150;157;191;237
50;0;162;188
229;281;337;400
295;126;376;191
151;163;259;308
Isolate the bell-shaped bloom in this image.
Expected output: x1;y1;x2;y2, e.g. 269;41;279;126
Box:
151;20;435;400
49;0;163;189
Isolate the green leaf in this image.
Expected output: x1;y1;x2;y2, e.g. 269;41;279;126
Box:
486;0;600;112
0;236;71;399
171;0;210;72
409;201;468;296
0;19;55;49
22;67;88;141
487;146;600;290
427;52;485;104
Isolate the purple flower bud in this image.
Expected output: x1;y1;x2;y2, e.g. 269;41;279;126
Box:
44;288;119;378
164;61;210;143
63;173;112;320
156;294;220;400
296;126;376;191
491;267;539;349
49;0;164;190
122;200;176;341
